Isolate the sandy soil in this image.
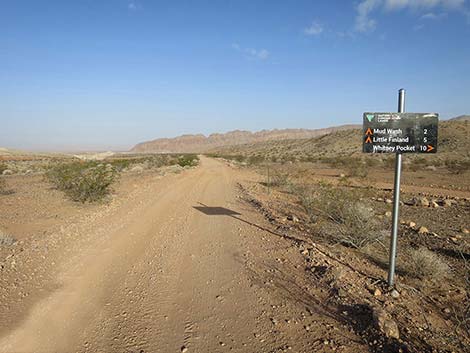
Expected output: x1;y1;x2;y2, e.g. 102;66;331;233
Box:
0;157;371;353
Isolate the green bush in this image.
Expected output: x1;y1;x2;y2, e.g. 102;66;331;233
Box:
177;154;199;167
46;162;118;203
0;163;7;175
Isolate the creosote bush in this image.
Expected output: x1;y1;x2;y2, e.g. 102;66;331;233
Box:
177;154;199;167
46;162;118;203
295;182;383;249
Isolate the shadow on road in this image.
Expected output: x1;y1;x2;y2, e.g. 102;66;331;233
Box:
193;203;241;216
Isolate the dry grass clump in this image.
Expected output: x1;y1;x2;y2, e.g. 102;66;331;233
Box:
267;169;289;187
402;247;450;281
0;230;16;246
0;177;6;194
46;162;118;203
445;159;470;174
295;182;384;249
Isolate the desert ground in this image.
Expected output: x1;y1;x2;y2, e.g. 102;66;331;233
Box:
0;134;469;353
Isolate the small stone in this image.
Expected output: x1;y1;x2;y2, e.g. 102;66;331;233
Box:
442;199;453;207
419;197;430;207
339;173;346;178
385;211;392;217
407;221;416;228
374;288;382;297
373;307;400;339
443;308;451;314
462;228;469;235
2;169;13;176
304;325;311;331
181;346;188;352
390;290;400;299
301;249;309;255
418;226;429;235
430;201;439;208
287;215;299;222
385;198;393;204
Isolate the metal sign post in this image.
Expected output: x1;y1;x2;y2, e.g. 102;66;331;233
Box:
362;89;438;287
387;89;405;287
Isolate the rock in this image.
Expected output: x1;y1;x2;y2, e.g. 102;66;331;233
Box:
419;197;430;207
418;226;429;235
181;346;188;352
130;165;144;173
287;215;299;222
385;211;392;218
443;308;451;314
390;290;400;299
373;307;400;339
407;221;416;228
425;165;437;171
339;173;346;178
404;197;419;206
430;201;439;208
300;249;309;256
2;169;13;176
461;227;469;235
385;199;393;204
442;199;453;207
374;288;382;297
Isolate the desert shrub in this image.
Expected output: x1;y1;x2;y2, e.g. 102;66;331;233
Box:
177;154;199;167
46;162;118;203
108;159;132;171
0;177;5;194
247;155;265;165
0;163;8;175
402;247;450;280
295;183;383;248
455;250;470;340
344;161;368;178
0;230;16;246
266;169;289;187
445;159;470;174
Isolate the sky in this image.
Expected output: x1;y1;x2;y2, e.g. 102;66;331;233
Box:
1;0;470;151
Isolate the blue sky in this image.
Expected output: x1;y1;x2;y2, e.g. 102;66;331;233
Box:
1;0;469;151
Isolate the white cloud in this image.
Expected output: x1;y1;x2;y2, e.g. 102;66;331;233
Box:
384;0;465;10
354;0;467;32
304;21;324;36
420;12;448;19
128;2;140;11
232;43;270;60
355;0;381;32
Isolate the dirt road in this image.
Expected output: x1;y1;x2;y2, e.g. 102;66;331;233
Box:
0;157;364;353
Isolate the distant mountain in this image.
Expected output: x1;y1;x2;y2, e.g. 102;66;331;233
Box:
212;119;470;160
131;125;360;153
449;115;470;121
